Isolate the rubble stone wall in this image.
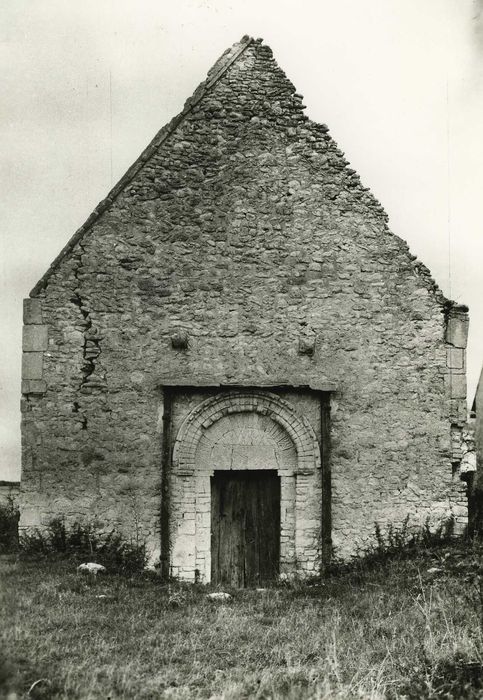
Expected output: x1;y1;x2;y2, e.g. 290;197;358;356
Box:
20;37;468;568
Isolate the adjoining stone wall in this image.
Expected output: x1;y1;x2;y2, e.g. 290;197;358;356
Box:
443;304;472;530
474;370;483;485
20;36;468;567
466;368;483;532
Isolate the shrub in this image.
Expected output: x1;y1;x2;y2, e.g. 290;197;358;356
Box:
373;515;455;557
326;515;456;577
0;496;20;553
20;518;147;574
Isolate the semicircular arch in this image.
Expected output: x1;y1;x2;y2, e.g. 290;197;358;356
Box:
172;391;320;475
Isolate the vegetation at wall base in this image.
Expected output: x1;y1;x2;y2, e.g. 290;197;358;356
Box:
3;525;483;699
0;496;19;553
18;518;148;575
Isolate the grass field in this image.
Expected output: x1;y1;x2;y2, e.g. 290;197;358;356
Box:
2;541;483;699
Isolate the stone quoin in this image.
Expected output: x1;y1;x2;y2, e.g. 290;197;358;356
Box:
20;36;469;583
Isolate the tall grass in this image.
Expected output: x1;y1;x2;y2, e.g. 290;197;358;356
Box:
3;531;483;698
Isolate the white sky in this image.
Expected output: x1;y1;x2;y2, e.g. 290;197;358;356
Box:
1;0;482;481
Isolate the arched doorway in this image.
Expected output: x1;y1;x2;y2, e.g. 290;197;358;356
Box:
170;390;321;583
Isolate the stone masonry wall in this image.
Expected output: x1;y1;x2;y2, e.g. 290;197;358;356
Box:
21;37;468;566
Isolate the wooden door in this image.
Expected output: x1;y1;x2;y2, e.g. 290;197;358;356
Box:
211;470;280;587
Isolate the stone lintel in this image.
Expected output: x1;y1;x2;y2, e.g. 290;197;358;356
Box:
23;325;48;352
156;377;337;392
23;298;42;325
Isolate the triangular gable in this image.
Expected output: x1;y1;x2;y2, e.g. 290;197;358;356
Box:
30;34;452;310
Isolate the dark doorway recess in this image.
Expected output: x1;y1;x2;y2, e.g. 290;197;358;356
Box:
211;470;280;587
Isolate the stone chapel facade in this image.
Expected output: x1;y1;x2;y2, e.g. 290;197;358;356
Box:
20;36;469;583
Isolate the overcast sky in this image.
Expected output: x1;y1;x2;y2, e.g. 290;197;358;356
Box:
1;0;482;481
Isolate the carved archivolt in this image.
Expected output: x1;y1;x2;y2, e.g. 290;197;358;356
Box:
172;391;320;475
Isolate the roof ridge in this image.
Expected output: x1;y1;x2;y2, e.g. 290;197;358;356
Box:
30;36;255;296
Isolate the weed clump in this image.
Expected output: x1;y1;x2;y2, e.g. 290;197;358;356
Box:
0;496;20;553
373;515;455;557
324;515;456;580
20;518;147;574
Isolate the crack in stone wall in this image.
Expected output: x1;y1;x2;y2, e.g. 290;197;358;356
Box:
70;241;105;394
67;239;107;435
